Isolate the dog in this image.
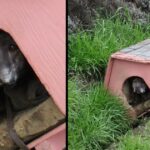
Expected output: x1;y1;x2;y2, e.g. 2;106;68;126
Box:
0;30;49;111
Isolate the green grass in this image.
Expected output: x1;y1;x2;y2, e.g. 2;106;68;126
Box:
69;18;150;79
68;79;131;150
116;133;150;150
111;118;150;150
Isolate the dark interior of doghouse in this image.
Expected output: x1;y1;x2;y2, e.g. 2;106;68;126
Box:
122;76;150;108
0;29;64;149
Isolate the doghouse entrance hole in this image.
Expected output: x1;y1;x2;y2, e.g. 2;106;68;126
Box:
122;76;150;108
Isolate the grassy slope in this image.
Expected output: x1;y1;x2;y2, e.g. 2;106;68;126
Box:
111;117;150;150
116;134;150;150
69;18;150;79
68;18;150;149
68;79;131;150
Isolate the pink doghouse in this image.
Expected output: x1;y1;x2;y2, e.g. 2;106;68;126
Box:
0;0;66;149
105;39;150;118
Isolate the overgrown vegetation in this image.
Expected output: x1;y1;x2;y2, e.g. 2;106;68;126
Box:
68;79;131;150
69;18;150;79
111;117;150;150
68;15;150;149
116;134;150;150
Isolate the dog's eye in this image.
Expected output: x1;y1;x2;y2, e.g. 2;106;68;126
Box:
9;44;18;52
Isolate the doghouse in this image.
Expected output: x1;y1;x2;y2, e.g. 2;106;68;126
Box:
0;1;65;150
105;39;150;119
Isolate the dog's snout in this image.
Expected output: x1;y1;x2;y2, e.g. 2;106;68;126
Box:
0;67;17;85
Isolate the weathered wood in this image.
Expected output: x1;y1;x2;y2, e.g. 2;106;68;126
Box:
0;98;64;150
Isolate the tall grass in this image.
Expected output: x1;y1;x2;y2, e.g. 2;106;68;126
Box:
69;18;150;79
68;79;131;149
112;118;150;150
116;134;150;150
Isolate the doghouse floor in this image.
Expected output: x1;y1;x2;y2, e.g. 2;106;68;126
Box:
0;97;65;150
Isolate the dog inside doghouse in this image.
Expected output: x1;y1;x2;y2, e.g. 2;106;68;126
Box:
0;30;64;150
122;76;150;116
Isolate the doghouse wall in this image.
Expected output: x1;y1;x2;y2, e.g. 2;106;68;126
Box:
105;58;150;98
0;0;65;115
0;1;65;149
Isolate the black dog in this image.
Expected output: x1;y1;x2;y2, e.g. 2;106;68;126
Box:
0;30;49;111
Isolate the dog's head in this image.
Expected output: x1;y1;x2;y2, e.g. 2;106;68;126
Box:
0;31;26;85
132;78;147;94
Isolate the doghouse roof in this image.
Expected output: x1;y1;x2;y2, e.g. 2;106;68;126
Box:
0;0;65;114
111;39;150;63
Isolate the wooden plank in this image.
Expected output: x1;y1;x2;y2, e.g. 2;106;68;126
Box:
0;0;66;114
